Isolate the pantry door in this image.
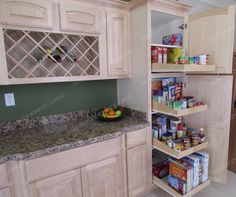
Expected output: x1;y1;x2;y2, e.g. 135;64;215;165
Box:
187;5;235;74
184;75;233;184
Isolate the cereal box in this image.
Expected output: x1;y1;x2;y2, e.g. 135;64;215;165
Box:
168;175;186;195
193;152;209;183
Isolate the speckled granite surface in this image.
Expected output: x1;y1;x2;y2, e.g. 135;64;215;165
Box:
0;108;149;163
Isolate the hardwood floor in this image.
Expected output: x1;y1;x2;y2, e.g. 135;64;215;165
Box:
144;171;236;197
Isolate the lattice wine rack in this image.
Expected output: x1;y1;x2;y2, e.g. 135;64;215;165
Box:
3;29;100;79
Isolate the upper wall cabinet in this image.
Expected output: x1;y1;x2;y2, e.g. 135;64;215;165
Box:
0;0;54;29
59;0;104;34
107;9;130;77
188;5;235;74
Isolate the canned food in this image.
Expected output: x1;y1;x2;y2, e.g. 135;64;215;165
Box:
181;99;187;109
182;137;191;150
186;128;196;137
173;140;184;152
191;134;200;146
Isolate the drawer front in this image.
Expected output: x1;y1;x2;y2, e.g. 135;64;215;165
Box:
25;136;122;183
0;164;9;189
0;0;53;29
59;0;103;33
126;128;147;149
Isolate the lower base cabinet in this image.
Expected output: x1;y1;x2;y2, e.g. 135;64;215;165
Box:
81;156;123;197
30;170;82;197
0;188;11;197
127;145;148;197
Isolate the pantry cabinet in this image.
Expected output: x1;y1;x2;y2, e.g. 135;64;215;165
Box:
0;163;12;197
0;188;11;197
0;0;54;29
30;170;83;197
81;156;123;197
107;9;130;77
59;0;104;34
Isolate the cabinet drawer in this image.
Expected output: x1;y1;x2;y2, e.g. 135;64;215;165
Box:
126;128;147;149
0;0;53;29
59;0;104;33
25;137;122;183
0;164;9;189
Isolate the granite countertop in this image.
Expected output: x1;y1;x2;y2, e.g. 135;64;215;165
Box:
0;109;149;163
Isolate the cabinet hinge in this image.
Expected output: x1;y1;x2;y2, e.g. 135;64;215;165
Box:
178;23;187;30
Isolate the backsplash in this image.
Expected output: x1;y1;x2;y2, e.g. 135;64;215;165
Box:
0;80;117;122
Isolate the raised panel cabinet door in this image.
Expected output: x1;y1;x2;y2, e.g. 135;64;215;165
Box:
0;188;11;197
0;0;53;29
184;75;233;184
30;169;83;197
127;145;148;197
59;0;103;33
81;156;123;197
188;5;235;74
107;9;130;77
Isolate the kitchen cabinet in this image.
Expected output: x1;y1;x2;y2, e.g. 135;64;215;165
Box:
30;170;82;197
0;188;11;197
59;0;104;34
127;145;148;197
0;0;130;85
0;0;54;29
107;9;130;77
117;0;235;196
81;156;123;197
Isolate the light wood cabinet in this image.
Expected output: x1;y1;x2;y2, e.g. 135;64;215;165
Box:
127;145;148;197
0;0;54;29
59;0;104;34
30;170;82;197
0;188;11;197
81;156;123;197
107;9;130;77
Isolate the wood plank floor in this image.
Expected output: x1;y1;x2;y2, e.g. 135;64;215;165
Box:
144;171;236;197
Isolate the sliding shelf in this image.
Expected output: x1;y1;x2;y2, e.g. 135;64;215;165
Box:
151;44;182;48
152;63;216;73
153;138;208;159
153;176;210;197
152;103;208;117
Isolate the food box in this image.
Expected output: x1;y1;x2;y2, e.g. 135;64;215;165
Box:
193;152;209;183
183;155;200;188
168;175;187;195
169;158;193;192
161;78;175;87
163;33;183;46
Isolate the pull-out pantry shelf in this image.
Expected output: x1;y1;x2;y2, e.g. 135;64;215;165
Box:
152;63;216;73
152;103;208;117
152;138;208;159
153;176;211;197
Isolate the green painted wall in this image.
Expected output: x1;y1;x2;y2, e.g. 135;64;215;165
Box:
0;80;117;122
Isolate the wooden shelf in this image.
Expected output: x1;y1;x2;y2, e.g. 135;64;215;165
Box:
152;138;208;159
153;176;210;197
152;102;208;117
152;63;216;73
151;44;182;48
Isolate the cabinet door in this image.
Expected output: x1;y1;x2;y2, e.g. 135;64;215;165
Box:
81;156;123;197
107;9;130;77
0;188;11;197
0;0;53;29
59;0;104;33
30;169;83;197
127;145;148;197
185;75;233;183
187;5;235;74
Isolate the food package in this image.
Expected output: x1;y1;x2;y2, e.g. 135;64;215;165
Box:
169;158;193;192
193;152;209;183
168;175;187;195
152;159;169;178
183;155;200;188
163;33;183;46
161;78;175;86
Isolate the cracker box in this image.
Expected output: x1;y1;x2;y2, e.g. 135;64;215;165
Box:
168;175;186;195
169;158;193;192
183;155;200;188
193;152;209;183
